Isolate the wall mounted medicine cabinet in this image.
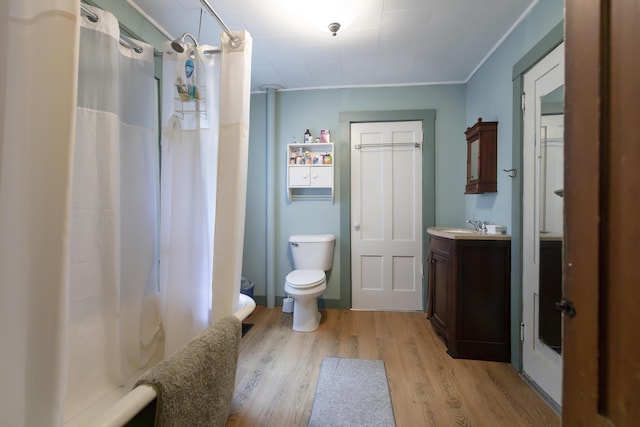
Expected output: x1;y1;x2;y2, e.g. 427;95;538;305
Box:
465;117;498;194
287;143;334;202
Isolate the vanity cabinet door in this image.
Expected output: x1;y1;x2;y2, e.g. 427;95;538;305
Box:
452;240;511;362
309;166;333;187
427;236;453;342
288;165;333;188
289;166;310;186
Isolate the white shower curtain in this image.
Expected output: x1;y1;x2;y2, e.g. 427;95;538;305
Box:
1;2;79;425
211;31;253;322
1;1;252;424
64;5;161;423
159;42;221;356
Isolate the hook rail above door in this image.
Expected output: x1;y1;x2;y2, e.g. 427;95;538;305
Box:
355;142;421;149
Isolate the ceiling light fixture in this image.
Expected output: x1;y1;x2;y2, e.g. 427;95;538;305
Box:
328;22;341;37
281;0;364;36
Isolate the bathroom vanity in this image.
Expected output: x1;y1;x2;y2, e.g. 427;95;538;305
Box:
426;227;511;362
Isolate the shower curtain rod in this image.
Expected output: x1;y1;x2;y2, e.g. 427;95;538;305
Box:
81;3;227;56
199;0;241;49
157;48;222;58
80;4;144;54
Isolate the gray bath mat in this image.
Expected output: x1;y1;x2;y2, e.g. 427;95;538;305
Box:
308;357;396;426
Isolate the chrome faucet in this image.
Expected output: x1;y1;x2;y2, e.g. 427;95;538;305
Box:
466;220;487;232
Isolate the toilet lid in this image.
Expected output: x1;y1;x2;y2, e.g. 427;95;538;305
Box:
286;270;325;288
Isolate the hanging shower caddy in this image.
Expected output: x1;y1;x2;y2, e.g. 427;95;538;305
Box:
173;55;207;119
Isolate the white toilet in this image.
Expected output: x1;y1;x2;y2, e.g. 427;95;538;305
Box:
284;234;335;332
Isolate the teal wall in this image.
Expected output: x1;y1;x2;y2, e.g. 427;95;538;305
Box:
243;86;466;306
465;0;564;229
243;94;269;300
464;0;564;368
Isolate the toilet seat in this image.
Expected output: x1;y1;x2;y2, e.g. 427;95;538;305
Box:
285;269;325;289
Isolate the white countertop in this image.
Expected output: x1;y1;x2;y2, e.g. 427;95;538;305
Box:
427;226;511;240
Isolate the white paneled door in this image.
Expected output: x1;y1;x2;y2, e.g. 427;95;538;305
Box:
522;42;564;406
351;121;423;310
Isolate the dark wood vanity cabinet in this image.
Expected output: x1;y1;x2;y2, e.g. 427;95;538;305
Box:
427;234;511;362
465;117;498;194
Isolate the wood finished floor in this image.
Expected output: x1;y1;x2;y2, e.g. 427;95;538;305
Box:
226;305;560;427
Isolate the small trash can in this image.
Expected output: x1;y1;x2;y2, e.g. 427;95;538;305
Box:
240;276;254;298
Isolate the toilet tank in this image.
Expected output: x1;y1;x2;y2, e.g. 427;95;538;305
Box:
289;234;335;271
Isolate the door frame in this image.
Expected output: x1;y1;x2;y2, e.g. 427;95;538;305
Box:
338;110;436;310
511;21;564;379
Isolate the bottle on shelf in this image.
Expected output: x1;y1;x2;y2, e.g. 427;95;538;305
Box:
304;129;312;143
320;129;331;143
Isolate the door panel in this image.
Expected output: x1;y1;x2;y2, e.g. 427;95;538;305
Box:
392;257;416;291
351;121;423;311
360;148;384;241
360;256;383;291
392;147;418;240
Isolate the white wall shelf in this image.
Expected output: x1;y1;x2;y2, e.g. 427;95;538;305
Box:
287;143;334;202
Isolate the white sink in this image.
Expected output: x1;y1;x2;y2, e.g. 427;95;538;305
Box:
437;227;477;234
428;226;510;240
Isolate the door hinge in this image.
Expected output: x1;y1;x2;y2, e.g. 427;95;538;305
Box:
520;322;525;341
521;92;526;111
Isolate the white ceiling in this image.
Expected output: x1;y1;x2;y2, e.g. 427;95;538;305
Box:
131;0;537;92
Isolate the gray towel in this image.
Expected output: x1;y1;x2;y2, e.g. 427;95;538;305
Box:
135;315;242;427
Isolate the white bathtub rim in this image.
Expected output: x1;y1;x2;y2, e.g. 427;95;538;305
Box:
234;293;256;322
86;294;256;427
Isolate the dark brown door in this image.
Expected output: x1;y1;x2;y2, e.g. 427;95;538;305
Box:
564;0;640;425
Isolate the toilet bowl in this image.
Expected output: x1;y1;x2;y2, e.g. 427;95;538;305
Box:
284;234;335;332
284;269;327;332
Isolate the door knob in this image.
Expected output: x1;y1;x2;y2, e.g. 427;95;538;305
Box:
555;298;576;318
354;222;360;231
